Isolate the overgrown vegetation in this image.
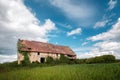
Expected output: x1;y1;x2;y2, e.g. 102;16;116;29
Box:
0;54;119;73
86;55;116;64
46;54;74;64
45;54;116;65
0;54;120;80
46;56;54;64
21;51;30;66
59;54;70;63
17;39;25;54
17;39;30;65
0;63;120;80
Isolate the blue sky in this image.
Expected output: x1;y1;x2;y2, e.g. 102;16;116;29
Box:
24;0;120;56
0;0;120;63
23;0;119;44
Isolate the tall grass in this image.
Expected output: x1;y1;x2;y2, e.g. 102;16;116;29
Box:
0;63;120;80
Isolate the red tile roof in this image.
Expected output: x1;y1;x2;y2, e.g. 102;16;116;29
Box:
18;40;76;56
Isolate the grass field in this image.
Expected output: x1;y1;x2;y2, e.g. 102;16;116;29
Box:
0;63;120;80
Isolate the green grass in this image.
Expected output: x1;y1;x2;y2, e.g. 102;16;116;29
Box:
0;63;120;80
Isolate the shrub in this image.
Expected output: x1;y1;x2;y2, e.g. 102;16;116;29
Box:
21;51;30;66
46;56;54;64
74;59;87;64
86;55;116;64
101;55;115;63
59;54;70;64
46;54;73;64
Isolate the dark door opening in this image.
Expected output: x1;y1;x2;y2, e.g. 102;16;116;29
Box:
40;57;45;63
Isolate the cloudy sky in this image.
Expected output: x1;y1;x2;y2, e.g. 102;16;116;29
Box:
0;0;120;63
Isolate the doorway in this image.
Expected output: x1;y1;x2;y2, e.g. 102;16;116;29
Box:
40;57;45;63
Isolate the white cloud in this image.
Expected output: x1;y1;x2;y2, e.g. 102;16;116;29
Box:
50;0;95;19
81;42;88;46
93;14;115;28
0;55;17;63
77;49;119;59
73;47;92;53
0;0;57;63
80;18;120;59
94;41;120;51
88;18;120;41
94;20;109;28
108;0;117;10
57;22;72;29
50;0;96;26
67;28;82;36
94;0;117;29
73;47;93;58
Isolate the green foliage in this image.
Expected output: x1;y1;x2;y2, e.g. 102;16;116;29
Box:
46;56;54;64
86;55;116;64
17;39;30;65
101;55;115;62
0;61;55;73
46;55;77;64
46;55;70;64
0;61;19;73
59;54;70;63
36;54;116;65
74;59;87;64
0;63;120;80
20;51;30;66
17;39;25;53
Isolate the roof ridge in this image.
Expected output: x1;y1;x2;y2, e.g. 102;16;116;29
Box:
20;39;69;47
18;39;76;56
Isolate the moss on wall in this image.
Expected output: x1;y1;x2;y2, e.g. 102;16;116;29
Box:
17;39;30;65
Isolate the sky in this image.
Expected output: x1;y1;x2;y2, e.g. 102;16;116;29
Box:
0;0;120;63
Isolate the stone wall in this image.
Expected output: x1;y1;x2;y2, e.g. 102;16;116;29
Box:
18;53;24;64
18;52;61;64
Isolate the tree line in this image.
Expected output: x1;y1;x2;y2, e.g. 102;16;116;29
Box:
46;54;116;64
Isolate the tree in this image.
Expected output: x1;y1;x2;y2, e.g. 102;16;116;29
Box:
59;54;70;63
101;55;115;63
86;55;116;64
46;56;54;64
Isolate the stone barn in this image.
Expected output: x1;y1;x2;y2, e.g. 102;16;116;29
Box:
18;39;76;64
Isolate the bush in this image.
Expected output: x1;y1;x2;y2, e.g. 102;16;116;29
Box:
74;59;87;64
101;55;115;63
86;55;116;64
59;54;70;64
46;54;74;64
46;56;54;64
20;52;30;66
